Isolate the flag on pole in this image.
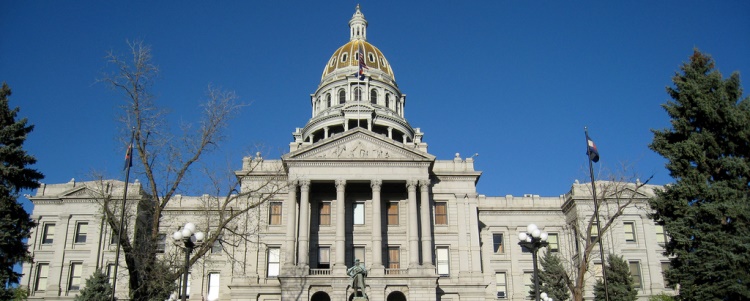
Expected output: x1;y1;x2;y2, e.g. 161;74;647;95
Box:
357;45;368;80
123;142;133;170
586;132;600;163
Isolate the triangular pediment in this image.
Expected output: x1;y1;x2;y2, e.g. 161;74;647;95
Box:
284;128;434;162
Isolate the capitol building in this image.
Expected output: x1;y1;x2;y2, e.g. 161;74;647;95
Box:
21;6;671;301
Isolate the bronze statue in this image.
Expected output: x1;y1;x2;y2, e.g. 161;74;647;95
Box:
347;259;368;299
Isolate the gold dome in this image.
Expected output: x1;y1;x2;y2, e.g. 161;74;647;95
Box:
321;40;395;81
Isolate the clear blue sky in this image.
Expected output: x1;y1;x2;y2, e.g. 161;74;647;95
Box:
2;1;749;212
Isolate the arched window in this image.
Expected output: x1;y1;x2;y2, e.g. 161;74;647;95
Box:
354;88;362;101
385;94;390;108
338;89;346;104
326;94;332;108
341;53;348;62
370;90;378;104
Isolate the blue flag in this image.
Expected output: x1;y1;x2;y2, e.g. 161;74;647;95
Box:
586;133;600;163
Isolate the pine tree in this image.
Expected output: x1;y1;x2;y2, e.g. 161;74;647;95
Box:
649;50;750;300
593;254;637;301
529;249;570;301
74;269;115;301
0;83;44;297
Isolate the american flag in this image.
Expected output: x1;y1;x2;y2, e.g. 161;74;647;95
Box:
357;45;369;80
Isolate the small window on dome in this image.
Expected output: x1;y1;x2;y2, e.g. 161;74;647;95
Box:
385;94;390;108
354;88;362;101
354;52;360;61
326;94;331;108
369;53;375;63
370;90;377;104
380;56;387;66
338;89;346;104
329;57;335;67
341;53;348;63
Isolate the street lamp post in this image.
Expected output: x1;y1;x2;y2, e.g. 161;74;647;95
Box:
540;292;554;301
518;224;549;301
172;223;204;301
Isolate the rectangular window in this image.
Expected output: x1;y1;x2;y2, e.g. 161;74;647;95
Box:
495;272;507;299
655;225;667;245
75;222;88;243
269;202;282;225
353;202;365;225
110;227;119;245
590;222;599;243
492;233;504;253
387;202;399;225
388;246;400;269
42;223;55;244
547;233;559;252
318;246;330;269
592;262;603;282
661;262;671;288
524;271;534;294
624;222;636;242
267;247;280;277
68;263;82;291
434;202;447;225
319;202;331;225
354;246;365;267
436;247;450;276
629;261;642;289
178;273;191;299
211;235;223;254
156;233;166;253
35;263;49;291
207;273;220;301
107;264;116;286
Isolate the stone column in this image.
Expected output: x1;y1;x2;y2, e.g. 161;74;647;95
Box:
283;180;298;269
324;126;329;139
407;179;420;268
371;179;383;273
419;179;434;267
335;179;347;271
297;180;311;268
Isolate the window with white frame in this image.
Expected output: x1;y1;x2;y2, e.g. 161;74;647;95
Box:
267;247;280;277
68;262;82;291
156;233;166;253
629;261;642;289
35;263;49;291
434;202;447;225
547;233;559;252
318;246;330;269
436;247;450;276
178;273;191;299
319;202;331;226
211;235;223;254
75;222;88;243
495;272;507;299
624;222;636;242
42;223;55;244
269;202;282;225
492;233;504;253
354;246;365;267
107;264;116;286
387;202;399;225
207;273;220;301
388;246;400;269
590;222;599;243
655;225;667;245
353;202;365;225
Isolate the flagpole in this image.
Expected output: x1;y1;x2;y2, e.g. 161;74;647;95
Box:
111;128;135;301
585;127;609;301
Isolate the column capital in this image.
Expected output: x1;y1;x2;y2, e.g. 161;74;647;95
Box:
287;179;298;187
335;179;346;190
418;178;431;188
406;179;418;190
370;179;382;190
299;179;310;190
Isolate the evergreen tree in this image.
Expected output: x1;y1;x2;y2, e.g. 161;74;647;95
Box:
74;269;115;301
529;249;570;301
0;83;44;297
649;50;750;300
593;254;637;301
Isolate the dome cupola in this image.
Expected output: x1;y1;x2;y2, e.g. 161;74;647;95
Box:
290;6;426;153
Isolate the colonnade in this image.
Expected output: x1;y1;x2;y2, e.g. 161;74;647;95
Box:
283;179;433;273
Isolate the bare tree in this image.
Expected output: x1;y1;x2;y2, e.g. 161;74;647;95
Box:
99;41;286;301
560;167;655;301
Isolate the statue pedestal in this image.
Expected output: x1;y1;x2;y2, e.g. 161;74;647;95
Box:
352;297;368;301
